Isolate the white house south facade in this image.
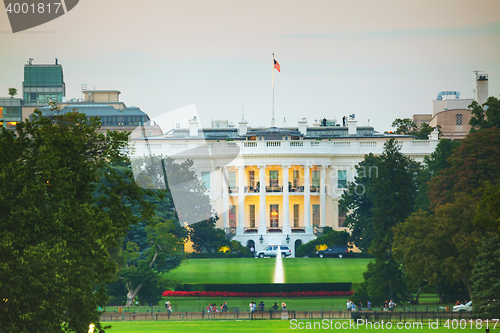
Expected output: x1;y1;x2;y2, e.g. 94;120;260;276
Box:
130;116;439;257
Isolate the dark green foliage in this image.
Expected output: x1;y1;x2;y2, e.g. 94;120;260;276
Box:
8;87;17;97
296;229;349;257
189;217;229;253
391;118;435;139
0;107;154;333
428;128;500;208
339;153;380;252
187;252;251;259
472;235;500;318
469;95;500;132
354;138;419;306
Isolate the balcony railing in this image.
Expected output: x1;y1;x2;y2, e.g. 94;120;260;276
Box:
228;187;238;193
225;227;236;239
291;227;305;233
267;227;282;233
266;186;282;193
310;186;320;192
244;186;260;193
243;227;259;234
289;186;304;193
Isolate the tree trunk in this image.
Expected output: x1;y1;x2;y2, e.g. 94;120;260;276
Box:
126;281;143;306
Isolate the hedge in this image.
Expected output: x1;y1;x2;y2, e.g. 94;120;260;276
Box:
177;282;352;293
187;252;251;259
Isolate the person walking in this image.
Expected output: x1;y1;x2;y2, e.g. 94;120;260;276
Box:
367;300;371;311
346;300;352;312
389;300;396;312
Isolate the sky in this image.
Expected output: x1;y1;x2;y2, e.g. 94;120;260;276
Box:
1;0;500;132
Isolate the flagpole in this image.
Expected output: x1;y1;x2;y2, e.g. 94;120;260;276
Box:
272;53;275;127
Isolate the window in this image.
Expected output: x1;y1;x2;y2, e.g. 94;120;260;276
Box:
201;172;210;190
456;114;463;126
312;204;320;226
339;208;346;228
229;205;236;228
293;170;299;188
249;171;255;187
228;171;236;189
269;170;279;187
293;204;300;227
270;204;279;228
338;170;347;189
249;205;256;228
312;170;320;187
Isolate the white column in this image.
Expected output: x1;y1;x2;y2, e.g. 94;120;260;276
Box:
282;165;291;234
320;165;326;228
222;166;229;229
304;165;312;233
258;165;267;234
237;166;245;235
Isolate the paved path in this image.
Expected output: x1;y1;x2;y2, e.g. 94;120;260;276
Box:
273;253;285;283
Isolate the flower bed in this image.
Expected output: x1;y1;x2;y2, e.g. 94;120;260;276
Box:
162;290;353;298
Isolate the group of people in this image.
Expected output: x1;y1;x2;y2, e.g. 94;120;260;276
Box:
455;300;468;306
383;300;396;312
346;300;374;311
248;301;286;312
164;301;172;313
207;302;228;313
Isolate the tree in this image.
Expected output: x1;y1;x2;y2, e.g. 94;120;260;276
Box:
471;235;500;318
119;217;184;306
427;128;500;209
8;87;17;98
469;95;500;132
339;153;380;252
390;118;435;139
413;139;461;212
188;217;228;253
0;106;154;333
393;194;482;300
353;138;420;305
296;229;349;257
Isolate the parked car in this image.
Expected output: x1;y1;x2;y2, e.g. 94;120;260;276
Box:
257;245;291;258
453;301;472;312
316;246;348;258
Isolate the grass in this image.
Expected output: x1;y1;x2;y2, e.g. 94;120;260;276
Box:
283;258;372;283
162;258;372;284
103;320;499;333
162;258;275;284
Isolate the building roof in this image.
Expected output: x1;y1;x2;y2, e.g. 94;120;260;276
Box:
36;104;149;118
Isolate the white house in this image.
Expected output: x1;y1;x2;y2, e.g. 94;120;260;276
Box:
130;115;439;257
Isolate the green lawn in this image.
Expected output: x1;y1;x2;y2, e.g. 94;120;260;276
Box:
103;320;499;333
162;258;275;284
283;258;371;283
162;258;372;284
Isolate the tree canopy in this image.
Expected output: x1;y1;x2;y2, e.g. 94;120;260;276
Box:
0;107;154;332
469;95;500;132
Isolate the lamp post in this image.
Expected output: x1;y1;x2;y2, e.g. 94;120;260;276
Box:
259;235;264;244
286;234;290;244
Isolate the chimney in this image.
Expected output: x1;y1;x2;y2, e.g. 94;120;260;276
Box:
476;74;489;106
189;116;199;137
238;120;248;136
347;114;357;135
428;127;439;141
298;118;307;135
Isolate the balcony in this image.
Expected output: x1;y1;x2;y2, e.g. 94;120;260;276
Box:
228;187;238;193
266;186;282;193
244;227;259;234
291;227;305;233
310;186;320;193
244;186;260;193
289;186;304;193
267;227;283;233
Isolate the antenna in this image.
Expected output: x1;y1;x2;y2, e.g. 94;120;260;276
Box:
473;70;481;80
281;117;288;127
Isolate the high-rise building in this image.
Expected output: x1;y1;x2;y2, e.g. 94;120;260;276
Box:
22;58;65;105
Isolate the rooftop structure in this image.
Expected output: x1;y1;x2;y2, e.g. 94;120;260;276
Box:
22;58;65;105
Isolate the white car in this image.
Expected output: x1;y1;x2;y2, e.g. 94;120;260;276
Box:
453;301;472;312
257;245;291;258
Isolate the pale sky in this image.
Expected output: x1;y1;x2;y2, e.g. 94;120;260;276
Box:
1;0;499;132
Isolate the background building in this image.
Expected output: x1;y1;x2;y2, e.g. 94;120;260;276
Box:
0;97;22;129
413;73;489;140
22;58;65;105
